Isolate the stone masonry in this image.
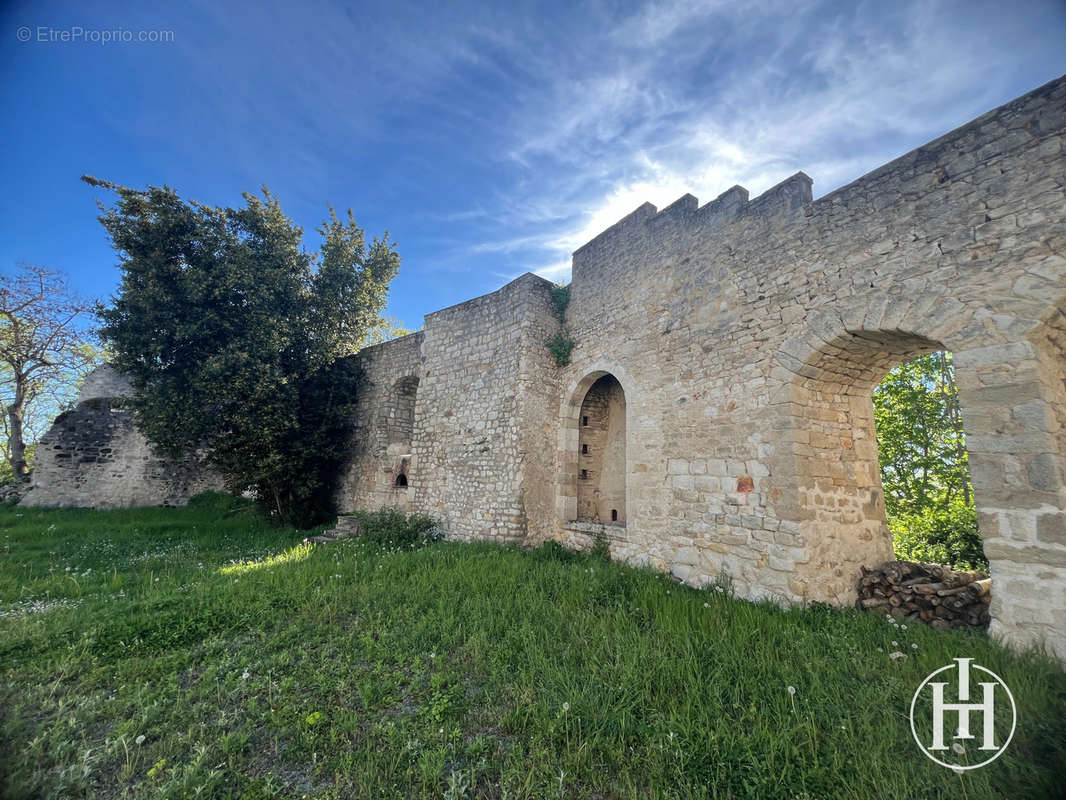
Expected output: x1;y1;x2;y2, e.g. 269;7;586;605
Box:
25;76;1066;659
21;365;223;508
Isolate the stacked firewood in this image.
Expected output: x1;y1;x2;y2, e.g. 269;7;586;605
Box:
857;561;991;630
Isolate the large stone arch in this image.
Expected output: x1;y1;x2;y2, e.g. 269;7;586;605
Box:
768;295;1066;657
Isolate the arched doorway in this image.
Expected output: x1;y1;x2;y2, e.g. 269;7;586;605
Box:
569;373;627;525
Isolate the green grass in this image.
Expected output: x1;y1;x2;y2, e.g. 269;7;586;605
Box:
1;496;1064;799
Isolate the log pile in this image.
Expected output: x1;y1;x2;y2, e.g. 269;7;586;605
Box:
857;561;991;630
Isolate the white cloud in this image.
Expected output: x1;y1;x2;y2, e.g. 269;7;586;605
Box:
479;0;1056;286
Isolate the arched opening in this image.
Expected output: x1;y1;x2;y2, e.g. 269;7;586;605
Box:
575;373;626;525
781;330;955;603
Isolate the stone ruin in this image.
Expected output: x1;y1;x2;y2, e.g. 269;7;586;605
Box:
25;76;1066;659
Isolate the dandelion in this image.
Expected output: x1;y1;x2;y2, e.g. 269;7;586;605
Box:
430;652;436;659
703;602;710;608
952;742;965;755
900;624;907;630
892;641;898;647
135;735;146;745
786;685;797;714
911;643;918;650
888;651;907;661
439;727;444;734
787;686;796;696
562;702;570;712
241;670;250;680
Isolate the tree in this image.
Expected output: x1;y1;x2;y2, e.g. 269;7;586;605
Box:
873;351;972;516
362;315;415;348
0;264;100;483
86;177;400;526
873;351;985;570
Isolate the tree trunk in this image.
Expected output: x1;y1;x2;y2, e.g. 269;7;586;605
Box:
6;402;28;482
6;376;29;482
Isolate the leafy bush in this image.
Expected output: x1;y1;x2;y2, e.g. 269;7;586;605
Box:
545;282;574;366
355;508;440;548
890;502;988;572
550;282;570;321
545;329;574;366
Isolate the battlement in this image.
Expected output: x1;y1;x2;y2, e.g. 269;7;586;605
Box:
571;172;812;279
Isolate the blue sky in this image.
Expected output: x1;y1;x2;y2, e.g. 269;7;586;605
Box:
2;0;1064;330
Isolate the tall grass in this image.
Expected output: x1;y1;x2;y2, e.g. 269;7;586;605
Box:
1;497;1063;798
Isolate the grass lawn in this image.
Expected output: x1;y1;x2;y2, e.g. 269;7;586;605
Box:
1;495;1064;799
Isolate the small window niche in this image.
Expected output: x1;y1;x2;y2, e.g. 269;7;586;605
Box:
581;443;589;455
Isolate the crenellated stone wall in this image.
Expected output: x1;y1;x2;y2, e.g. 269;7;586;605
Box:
548;75;1066;658
24;75;1066;659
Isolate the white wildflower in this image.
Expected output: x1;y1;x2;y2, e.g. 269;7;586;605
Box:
952;742;965;755
135;735;146;745
787;686;796;696
888;651;907;661
562;702;570;712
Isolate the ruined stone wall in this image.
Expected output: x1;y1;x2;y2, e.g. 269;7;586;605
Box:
21;365;223;508
548;75;1066;658
336;332;424;513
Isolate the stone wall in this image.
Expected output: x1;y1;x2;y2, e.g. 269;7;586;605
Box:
21;366;223;508
24;76;1066;660
336;333;424;512
548;75;1066;658
410;273;559;542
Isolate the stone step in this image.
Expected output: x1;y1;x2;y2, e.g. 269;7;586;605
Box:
302;514;362;545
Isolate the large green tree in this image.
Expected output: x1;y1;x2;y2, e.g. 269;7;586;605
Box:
87;177;399;526
873;351;985;570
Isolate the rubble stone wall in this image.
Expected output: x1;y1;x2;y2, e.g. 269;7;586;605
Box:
21;366;222;508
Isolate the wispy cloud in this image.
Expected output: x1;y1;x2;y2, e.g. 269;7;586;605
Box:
464;0;1063;285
